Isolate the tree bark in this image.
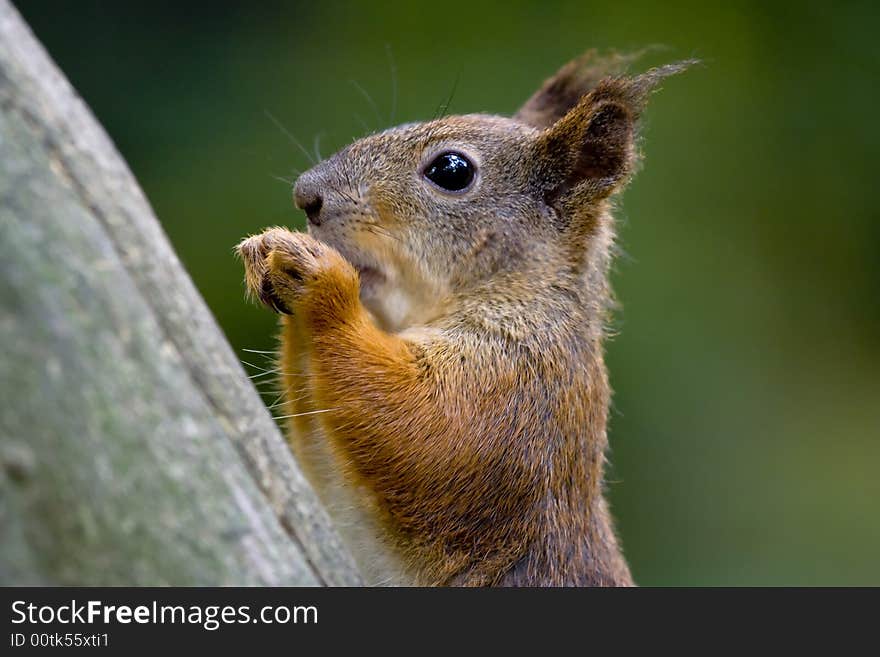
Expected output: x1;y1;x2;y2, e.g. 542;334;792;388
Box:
0;0;361;586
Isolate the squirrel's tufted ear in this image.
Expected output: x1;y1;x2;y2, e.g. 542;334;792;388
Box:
533;62;693;208
515;50;644;129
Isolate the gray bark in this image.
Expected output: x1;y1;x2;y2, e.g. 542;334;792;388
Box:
0;0;361;586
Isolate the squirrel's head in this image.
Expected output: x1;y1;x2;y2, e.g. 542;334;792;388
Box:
294;52;690;331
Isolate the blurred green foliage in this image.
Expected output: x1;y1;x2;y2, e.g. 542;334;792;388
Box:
16;0;879;585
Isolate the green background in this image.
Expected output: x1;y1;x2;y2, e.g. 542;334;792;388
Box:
16;0;879;585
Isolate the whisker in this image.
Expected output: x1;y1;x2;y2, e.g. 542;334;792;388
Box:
364;223;402;243
271;174;295;186
327;182;359;205
385;43;398;124
437;70;461;120
343;160;359;197
274;408;339;420
350;80;384;128
265;384;310;411
249;369;280;380
265;109;316;165
427;69;463;128
313;132;324;162
267;387;311;410
240;358;278;374
353;113;371;135
266;396;289;410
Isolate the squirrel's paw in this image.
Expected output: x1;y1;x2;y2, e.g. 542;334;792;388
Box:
237;227;356;315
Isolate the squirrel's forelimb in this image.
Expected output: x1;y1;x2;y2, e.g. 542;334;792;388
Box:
238;228;632;586
238;229;539;583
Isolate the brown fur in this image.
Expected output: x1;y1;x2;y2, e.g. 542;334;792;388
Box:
236;52;691;586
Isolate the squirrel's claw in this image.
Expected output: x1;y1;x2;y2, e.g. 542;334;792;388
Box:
236;228;356;317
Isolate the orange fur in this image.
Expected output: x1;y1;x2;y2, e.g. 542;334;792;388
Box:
237;52;691;586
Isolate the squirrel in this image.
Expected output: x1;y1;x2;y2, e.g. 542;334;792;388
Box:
237;51;690;586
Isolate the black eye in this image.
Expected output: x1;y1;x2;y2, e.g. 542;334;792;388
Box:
423;151;475;192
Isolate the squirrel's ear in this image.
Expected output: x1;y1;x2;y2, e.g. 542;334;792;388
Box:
534;63;693;206
515;50;642;129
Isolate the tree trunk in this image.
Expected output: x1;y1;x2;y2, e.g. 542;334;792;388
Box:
0;0;361;586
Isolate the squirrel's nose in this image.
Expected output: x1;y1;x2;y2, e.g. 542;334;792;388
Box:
294;184;324;226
